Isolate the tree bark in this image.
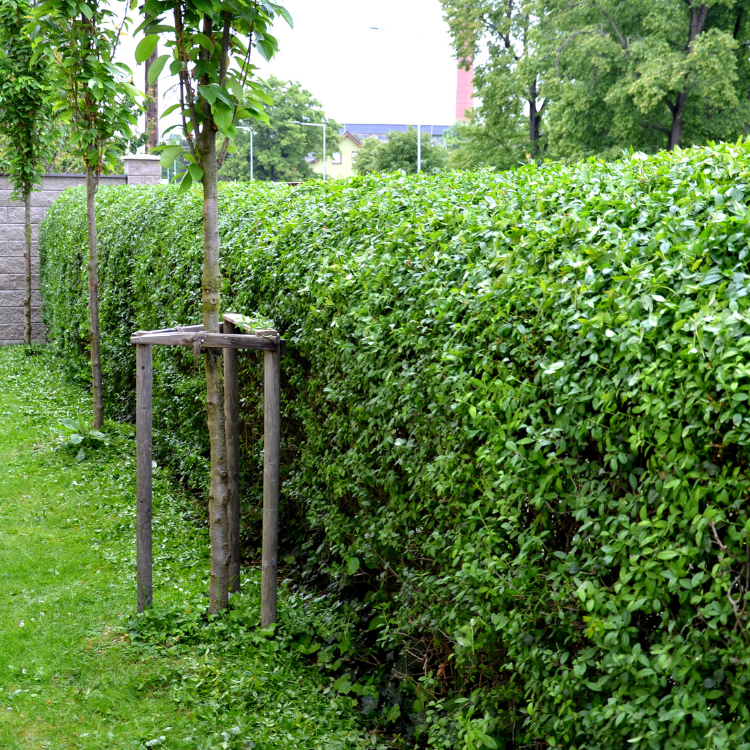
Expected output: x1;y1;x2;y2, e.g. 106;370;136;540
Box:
201;128;232;613
529;75;542;155
23;191;31;346
145;38;159;151
668;3;709;150
86;165;104;429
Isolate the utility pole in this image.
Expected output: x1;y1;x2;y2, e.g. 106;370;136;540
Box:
417;124;421;173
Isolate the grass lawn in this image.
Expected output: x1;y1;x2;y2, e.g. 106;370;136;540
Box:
0;346;381;750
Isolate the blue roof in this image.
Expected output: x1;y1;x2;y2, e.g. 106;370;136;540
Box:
341;123;450;137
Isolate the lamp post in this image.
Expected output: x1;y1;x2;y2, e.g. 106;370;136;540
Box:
288;120;327;181
236;125;254;180
417;124;422;173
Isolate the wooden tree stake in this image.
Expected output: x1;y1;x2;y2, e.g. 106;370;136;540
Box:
261;336;281;627
136;343;153;612
224;319;241;593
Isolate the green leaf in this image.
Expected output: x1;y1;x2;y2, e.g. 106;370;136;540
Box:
346;556;359;575
368;615;385;631
270;4;293;28
192;32;215;53
213;102;234;134
657;550;680;560
187;164;203;182
157;145;184;168
135;35;159;64
177;169;193;194
160;102;182;118
147;54;170;86
78;3;93;19
331;674;352;694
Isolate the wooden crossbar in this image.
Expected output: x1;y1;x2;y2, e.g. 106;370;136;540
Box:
130;330;286;355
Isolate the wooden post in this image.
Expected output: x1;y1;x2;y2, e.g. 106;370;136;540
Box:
223;319;241;593
136;343;153;612
261;334;281;627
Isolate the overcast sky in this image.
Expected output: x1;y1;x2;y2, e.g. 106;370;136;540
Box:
122;0;459;138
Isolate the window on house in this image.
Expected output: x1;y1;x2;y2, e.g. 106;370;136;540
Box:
332;152;342;164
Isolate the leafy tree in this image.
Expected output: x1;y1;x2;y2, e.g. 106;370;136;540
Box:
29;0;142;428
0;0;55;346
547;0;750;157
137;0;290;613
353;127;448;175
442;0;750;166
441;0;548;167
220;76;339;182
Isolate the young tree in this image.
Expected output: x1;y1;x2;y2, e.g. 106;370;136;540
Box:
0;0;55;346
219;76;339;182
29;0;141;427
137;0;291;612
353;127;448;175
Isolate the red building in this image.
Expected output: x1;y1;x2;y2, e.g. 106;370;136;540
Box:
456;62;474;121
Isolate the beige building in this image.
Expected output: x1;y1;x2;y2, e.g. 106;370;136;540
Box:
311;132;362;179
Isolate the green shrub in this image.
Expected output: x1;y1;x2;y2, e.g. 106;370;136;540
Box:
40;143;750;749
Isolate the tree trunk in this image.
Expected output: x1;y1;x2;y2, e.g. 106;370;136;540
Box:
86;166;104;429
200;128;232;613
668;3;709;150
23;191;31;346
668;91;687;150
529;76;542;155
145;40;159;151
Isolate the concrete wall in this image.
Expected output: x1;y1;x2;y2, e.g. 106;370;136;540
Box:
0;155;161;345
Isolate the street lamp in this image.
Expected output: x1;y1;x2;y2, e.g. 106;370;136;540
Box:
417;124;421;173
288;120;327;181
236;125;254;180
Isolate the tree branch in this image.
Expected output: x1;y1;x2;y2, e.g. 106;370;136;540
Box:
555;29;589;68
593;2;629;52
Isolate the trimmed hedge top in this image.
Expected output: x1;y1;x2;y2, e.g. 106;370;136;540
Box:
41;144;750;749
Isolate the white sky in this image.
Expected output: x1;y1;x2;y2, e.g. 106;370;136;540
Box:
120;0;459;138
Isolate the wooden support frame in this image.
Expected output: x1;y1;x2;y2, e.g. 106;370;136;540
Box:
131;315;284;622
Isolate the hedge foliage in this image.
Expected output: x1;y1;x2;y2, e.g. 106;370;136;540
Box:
40;144;750;749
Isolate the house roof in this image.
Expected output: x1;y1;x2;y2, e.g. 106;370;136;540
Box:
340;123;451;138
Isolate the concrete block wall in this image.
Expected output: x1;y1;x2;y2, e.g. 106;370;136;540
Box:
0;155;161;345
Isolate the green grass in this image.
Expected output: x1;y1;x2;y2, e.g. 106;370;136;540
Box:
0;346;383;750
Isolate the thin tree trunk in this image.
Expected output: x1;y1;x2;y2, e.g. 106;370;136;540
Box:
145;35;159;151
528;76;543;156
668;3;709;151
86;166;104;429
668;91;687;150
201;129;231;613
23;191;31;346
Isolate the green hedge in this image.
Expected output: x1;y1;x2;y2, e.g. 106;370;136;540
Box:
40;145;750;750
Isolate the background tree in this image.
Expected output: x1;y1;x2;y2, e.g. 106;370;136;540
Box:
443;0;750;167
546;0;750;158
138;0;290;612
29;0;141;428
353;127;448;175
0;0;55;346
220;76;339;182
441;0;549;168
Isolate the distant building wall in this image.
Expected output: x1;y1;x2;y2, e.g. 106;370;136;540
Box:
311;132;362;179
0;155;161;345
456;62;474;121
